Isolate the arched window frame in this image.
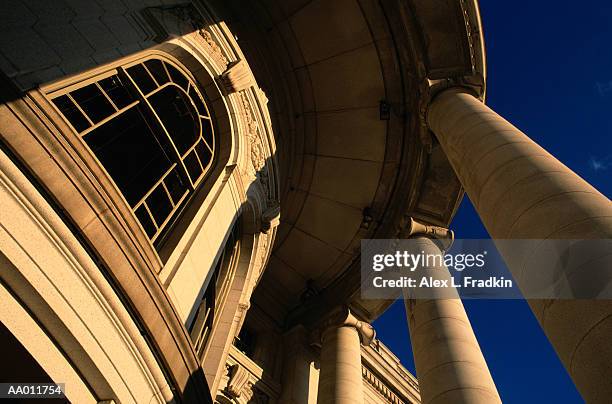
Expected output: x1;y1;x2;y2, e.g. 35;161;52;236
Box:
46;54;216;247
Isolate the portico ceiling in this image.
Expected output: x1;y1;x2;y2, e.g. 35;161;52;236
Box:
214;0;485;326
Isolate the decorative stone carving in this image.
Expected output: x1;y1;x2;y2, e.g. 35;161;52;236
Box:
254;232;269;279
260;200;280;233
225;364;252;400
240;91;270;197
361;366;408;404
459;0;477;72
256;87;269;105
196;28;230;71
221;60;253;94
240;93;263;168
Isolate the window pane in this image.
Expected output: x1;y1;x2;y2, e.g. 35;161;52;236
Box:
149;86;200;156
196;140;212;169
145;59;169;86
146;183;173;226
196;141;212;168
53;58;218;245
99;75;133;109
135;205;157;238
201;118;214;149
188;85;208;117
83;106;172;206
165;63;189;90
184;149;203;183
52;95;90;132
70;84;115;124
127;64;156;95
164;167;188;205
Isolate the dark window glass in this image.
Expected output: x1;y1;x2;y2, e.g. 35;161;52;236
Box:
188;222;240;357
184;149;203;182
127;64;157;94
235;327;257;358
149;86;200;156
196;140;212;169
135;205;157;238
52;95;90;132
188;85;208;117
146;184;172;226
165;168;188;204
70;84;115;124
83;106;172;205
166;63;189;90
145;59;170;86
201;118;214;148
52;58;216;245
99;75;133;109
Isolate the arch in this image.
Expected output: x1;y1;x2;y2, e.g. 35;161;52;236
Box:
0;148;172;403
0;13;279;401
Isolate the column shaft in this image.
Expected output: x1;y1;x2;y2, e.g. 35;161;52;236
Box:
404;236;501;404
427;88;612;402
317;325;364;404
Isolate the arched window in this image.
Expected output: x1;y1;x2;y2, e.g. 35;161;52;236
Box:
49;56;215;247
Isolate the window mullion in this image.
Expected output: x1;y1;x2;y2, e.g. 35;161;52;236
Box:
78;100;138;137
49;58;217;247
66;93;94;126
95;82;118;111
119;66;195;191
143;202;159;230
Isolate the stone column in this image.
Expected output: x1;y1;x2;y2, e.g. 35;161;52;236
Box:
316;306;374;404
427;87;612;402
279;326;317;404
403;219;501;404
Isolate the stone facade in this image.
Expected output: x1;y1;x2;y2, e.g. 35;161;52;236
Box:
1;1;610;403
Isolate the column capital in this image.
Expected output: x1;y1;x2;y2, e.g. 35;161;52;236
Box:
417;76;484;150
403;217;454;251
316;306;375;346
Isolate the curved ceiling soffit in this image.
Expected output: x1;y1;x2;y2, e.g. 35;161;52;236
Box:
213;0;487;325
281;0;489;326
234;0;418;287
347;0;488;322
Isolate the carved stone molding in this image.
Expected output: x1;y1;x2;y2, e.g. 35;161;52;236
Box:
216;346;279;404
362;366;409;404
225;364;252;400
240;93;263;168
459;0;480;74
195;28;229;71
239;91;271;200
254;232;269;280
261;200;280;233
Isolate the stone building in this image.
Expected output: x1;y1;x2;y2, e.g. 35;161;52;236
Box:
0;0;610;403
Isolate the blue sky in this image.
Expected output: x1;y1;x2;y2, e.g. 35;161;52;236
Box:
374;1;612;402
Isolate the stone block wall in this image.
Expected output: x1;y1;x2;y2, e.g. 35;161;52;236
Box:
0;0;191;89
